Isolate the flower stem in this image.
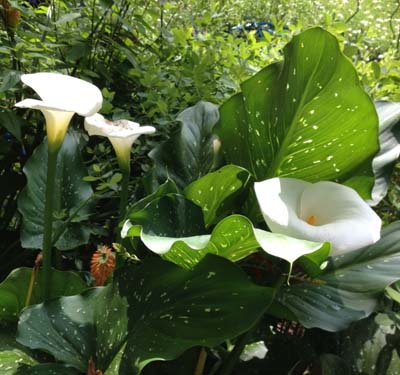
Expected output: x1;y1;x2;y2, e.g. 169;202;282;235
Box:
194;347;207;375
42;147;59;301
119;168;130;222
117;166;130;243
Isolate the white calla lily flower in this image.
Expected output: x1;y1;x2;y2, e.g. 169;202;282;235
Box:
84;113;155;171
15;72;102;150
254;177;381;257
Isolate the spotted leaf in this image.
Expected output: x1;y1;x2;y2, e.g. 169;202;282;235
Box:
216;27;378;197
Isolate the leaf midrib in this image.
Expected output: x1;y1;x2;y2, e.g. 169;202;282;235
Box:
266;37;326;178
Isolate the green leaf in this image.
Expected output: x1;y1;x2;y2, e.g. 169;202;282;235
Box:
278;221;400;331
17;287;128;373
17;256;274;375
368;101;400;206
386;285;400;304
216;27;378;197
317;354;350;375
0;267;88;322
340;314;400;374
150;215;259;269
297;245;331;277
0;70;21;92
127;210;327;274
149;101;220;189
0;350;37;374
123;194;206;238
55;12;81;26
18;363;80;375
117;255;273;374
0;110;23;141
184;165;251;226
18;132;94;250
130;179;179;215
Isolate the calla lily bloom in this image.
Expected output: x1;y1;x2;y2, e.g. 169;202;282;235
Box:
15;72;102;300
84;113;155;171
15;72;102;150
254;178;381;256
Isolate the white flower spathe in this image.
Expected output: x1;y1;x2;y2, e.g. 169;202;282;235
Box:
84;113;155;170
254;177;382;256
15;72;102;149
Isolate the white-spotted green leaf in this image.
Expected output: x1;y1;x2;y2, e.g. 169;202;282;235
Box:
0;350;37;374
277;221;400;331
184;165;251;226
216;27;378;197
339;314;400;374
127;211;328;273
18;132;94;250
123;194;206;239
17;256;274;375
0;267;87;322
149;101;220;189
116;254;274;374
17;286;128;373
144;215;259;269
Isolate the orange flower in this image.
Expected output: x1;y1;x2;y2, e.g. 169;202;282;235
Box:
90;245;115;286
0;0;21;30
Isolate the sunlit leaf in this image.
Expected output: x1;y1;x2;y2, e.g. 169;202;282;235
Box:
216;27;378;197
0;267;87;322
184;165;251;226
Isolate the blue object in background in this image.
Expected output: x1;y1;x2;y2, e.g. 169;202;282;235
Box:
228;20;288;40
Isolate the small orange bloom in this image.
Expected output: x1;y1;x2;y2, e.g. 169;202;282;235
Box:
90;245;115;286
0;0;21;30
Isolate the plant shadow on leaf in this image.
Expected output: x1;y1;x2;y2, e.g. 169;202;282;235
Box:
18;132;94;251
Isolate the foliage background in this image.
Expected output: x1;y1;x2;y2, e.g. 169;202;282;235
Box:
1;0;400;373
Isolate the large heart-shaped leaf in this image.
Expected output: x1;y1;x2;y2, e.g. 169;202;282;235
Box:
368;101;400;206
149;101;220;189
277;221;400;331
17;287;128;373
0;267;87;322
117;255;273;374
184;165;251;226
216;27;378;197
17;256;274;374
18;132;94;250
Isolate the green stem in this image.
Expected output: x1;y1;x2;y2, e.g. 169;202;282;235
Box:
115;166;130;269
42;147;59;301
51;193;97;247
119;168;130;221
